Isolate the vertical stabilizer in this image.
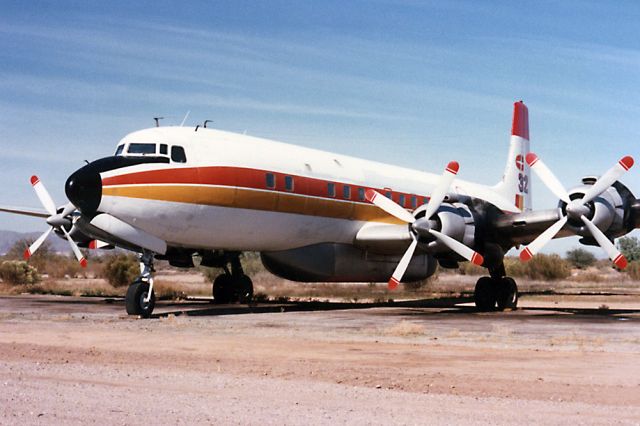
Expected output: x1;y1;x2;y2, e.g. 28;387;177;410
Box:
493;101;532;211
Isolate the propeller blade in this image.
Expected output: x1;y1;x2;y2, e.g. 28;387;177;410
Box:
0;205;50;219
30;175;57;215
23;227;54;259
580;156;634;204
365;189;415;224
429;230;484;266
424;161;459;219
388;237;418;289
62;228;87;268
519;216;569;261
581;215;627;269
526;153;571;204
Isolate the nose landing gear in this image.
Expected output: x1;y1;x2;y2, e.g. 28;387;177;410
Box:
125;251;156;318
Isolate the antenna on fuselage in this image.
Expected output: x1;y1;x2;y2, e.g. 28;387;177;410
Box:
153;117;164;127
203;120;213;128
180;111;190;127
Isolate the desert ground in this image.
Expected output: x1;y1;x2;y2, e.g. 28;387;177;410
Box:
1;274;640;425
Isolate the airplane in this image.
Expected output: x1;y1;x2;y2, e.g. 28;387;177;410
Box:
0;101;637;318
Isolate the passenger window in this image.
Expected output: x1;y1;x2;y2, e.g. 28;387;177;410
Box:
399;194;405;207
171;146;187;163
114;144;124;156
423;197;429;204
411;196;417;209
266;173;276;189
385;191;392;199
128;143;156;154
159;144;168;155
358;188;365;201
343;185;351;199
285;176;294;192
328;183;336;197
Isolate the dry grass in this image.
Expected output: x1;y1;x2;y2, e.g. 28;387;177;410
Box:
384;320;425;337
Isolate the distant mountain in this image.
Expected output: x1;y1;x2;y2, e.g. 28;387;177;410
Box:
0;230;70;255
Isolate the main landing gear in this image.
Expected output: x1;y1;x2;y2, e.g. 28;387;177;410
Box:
125;250;156;318
473;263;518;312
209;252;254;304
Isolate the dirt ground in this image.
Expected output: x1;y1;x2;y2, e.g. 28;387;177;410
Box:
1;293;640;425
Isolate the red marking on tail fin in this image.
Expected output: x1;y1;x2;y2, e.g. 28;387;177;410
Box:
614;254;627;269
511;101;529;140
619;156;634;171
23;249;31;260
388;277;400;290
365;189;377;203
471;252;484;266
519;247;533;262
80;258;88;268
30;175;40;186
445;161;459;175
525;153;539;167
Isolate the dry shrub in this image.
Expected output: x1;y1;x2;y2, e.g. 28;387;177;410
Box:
565;248;596;269
0;261;40;285
569;272;603;283
46;257;83;279
505;254;570;280
457;262;484;276
153;280;188;300
626;261;640;281
101;254;139;287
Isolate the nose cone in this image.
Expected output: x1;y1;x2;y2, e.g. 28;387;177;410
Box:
65;165;102;215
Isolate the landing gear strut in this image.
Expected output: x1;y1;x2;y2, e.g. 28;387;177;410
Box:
125;250;156;318
473;263;518;312
211;252;254;304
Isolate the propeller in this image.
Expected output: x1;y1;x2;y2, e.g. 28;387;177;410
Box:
366;161;484;289
520;154;633;269
24;175;87;268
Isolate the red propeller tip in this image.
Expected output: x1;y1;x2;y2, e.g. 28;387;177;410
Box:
519;247;533;262
388;277;400;290
89;240;97;250
619;156;634;171
23;249;31;260
30;175;40;186
471;252;484;266
80;258;88;268
445;161;459;175
613;254;628;270
525;153;539;167
364;189;377;203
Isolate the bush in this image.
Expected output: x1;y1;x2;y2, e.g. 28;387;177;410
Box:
626;261;640;281
565;248;596;269
0;261;40;284
505;254;570;280
102;254;139;287
618;237;640;262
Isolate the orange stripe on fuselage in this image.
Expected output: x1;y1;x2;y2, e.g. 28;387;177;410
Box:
102;185;403;224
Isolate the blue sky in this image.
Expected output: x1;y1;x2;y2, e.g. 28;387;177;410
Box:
1;0;639;255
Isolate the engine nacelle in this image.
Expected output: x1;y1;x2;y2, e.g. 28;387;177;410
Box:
413;202;477;256
562;177;626;239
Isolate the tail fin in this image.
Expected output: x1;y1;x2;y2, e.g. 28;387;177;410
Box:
493;101;532;212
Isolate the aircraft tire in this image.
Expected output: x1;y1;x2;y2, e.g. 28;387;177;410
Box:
212;274;234;304
236;275;254;304
496;277;518;311
125;280;156;318
474;277;497;312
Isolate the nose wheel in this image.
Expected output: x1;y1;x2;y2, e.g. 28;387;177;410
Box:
125;251;156;318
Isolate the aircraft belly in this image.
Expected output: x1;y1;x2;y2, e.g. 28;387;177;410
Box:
99;196;362;251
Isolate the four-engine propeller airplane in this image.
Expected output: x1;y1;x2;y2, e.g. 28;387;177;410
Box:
1;101;637;317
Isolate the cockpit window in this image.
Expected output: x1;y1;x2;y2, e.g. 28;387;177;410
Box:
114;144;124;156
171;146;187;163
128;143;156;155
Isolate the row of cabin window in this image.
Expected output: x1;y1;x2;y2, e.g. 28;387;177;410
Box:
264;173;427;208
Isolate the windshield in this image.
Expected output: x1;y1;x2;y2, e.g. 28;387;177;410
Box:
114;144;124;156
127;143;156;155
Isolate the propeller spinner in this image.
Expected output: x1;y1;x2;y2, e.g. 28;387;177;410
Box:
520;154;633;269
366;161;483;289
